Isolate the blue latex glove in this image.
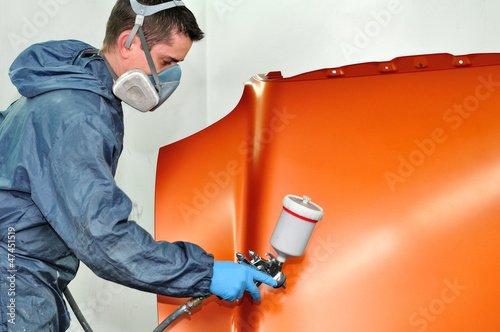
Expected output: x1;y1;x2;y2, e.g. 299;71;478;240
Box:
210;261;278;301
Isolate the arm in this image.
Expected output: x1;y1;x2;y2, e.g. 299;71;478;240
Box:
30;114;213;298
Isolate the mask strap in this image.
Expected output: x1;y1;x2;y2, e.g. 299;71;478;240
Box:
137;25;161;91
124;0;186;91
124;0;185;48
97;50;119;81
130;0;185;17
125;14;144;49
81;49;119;81
125;0;186;48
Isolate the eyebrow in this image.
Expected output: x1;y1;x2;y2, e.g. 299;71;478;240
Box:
165;55;184;63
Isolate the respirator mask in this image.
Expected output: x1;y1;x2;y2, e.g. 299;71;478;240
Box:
100;0;186;112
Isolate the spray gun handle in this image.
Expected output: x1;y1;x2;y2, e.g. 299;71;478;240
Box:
235;252;263;285
236;251;287;289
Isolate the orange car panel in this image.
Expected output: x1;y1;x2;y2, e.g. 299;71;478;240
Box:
155;53;500;331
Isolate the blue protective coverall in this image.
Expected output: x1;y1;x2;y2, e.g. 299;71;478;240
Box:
0;40;214;331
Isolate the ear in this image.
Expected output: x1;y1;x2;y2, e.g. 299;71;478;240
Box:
117;30;139;59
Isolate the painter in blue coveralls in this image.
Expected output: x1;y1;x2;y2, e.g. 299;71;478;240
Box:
0;1;277;331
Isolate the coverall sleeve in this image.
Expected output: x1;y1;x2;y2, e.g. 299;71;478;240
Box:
29;112;214;298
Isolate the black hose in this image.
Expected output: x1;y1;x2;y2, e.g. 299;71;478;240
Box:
63;287;94;332
63;285;207;332
153;304;189;332
63;285;211;332
153;295;209;332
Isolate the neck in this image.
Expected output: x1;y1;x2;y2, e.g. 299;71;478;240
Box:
102;48;124;78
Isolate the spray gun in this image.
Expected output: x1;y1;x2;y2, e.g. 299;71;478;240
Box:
153;194;324;331
236;194;324;289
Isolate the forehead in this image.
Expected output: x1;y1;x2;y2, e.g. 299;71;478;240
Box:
151;33;193;60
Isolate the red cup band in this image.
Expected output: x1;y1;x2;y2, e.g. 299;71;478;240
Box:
283;207;319;223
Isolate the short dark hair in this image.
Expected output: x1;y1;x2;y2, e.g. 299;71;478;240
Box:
102;0;204;52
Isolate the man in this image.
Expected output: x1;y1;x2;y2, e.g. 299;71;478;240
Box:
0;0;276;331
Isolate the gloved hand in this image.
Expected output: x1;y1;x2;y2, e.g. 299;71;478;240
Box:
210;261;278;301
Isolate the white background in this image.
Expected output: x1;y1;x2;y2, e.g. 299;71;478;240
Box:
1;0;499;331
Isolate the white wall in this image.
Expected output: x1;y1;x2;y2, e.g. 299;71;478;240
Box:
1;0;499;331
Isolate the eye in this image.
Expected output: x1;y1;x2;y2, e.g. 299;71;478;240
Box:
162;60;173;67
